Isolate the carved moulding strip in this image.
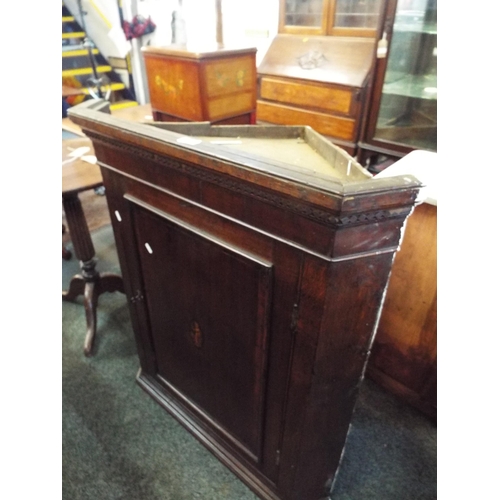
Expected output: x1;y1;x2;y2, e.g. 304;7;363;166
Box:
85;132;412;229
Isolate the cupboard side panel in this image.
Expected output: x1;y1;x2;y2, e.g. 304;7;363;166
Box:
276;255;328;497
291;252;396;499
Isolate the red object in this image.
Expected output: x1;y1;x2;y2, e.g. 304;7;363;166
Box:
123;15;156;41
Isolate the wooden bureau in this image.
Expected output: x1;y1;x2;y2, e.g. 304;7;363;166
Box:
257;34;376;155
69;99;421;500
142;44;257;125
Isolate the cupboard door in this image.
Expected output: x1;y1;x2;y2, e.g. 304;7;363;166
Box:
131;202;274;465
280;0;383;37
331;0;383;36
281;0;327;34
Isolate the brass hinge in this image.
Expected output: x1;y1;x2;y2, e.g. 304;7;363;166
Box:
290;303;299;337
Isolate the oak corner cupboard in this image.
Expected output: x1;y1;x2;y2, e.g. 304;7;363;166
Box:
358;0;437;168
257;0;385;155
68;99;421;500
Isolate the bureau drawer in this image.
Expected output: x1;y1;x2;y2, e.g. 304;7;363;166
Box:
257;100;356;141
260;77;354;116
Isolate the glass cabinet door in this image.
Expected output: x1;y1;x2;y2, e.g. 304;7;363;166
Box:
373;0;437;151
280;0;383;37
283;0;324;28
332;0;383;36
281;0;327;34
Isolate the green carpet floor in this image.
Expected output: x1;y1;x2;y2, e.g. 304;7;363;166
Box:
62;224;437;500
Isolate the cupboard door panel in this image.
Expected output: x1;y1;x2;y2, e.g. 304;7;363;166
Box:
131;203;273;463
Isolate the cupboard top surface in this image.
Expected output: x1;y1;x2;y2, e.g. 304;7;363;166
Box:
193;136;360;181
258;34;376;88
68;100;421;201
151;121;371;183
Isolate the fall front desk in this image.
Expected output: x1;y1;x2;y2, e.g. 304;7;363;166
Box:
69;100;421;500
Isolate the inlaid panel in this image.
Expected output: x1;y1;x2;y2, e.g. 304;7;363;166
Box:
143;56;203;120
130;202;273;462
204;55;256;97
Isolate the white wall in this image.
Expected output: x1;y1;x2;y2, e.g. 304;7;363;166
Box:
135;0;279;65
64;0;280;103
220;0;279;66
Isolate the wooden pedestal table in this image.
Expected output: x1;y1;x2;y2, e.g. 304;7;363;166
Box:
62;137;124;356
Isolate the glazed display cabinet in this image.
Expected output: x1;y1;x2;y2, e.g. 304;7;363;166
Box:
358;0;437;166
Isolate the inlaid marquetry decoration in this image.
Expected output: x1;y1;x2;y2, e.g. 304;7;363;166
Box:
190;321;203;349
155;74;184;99
236;69;246;87
214;70;230;88
213;68;248;88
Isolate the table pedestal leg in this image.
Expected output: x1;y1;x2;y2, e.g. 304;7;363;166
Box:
62;225;72;260
62;194;124;356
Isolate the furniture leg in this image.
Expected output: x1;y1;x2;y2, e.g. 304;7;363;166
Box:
62;224;72;260
62;193;124;356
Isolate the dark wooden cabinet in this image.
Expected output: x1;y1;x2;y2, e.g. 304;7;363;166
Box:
142;44;257;125
69;99;421;500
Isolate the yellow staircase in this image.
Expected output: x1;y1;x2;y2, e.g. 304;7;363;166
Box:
62;2;137;111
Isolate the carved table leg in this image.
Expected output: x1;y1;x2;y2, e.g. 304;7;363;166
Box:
62;193;124;356
62;224;72;260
